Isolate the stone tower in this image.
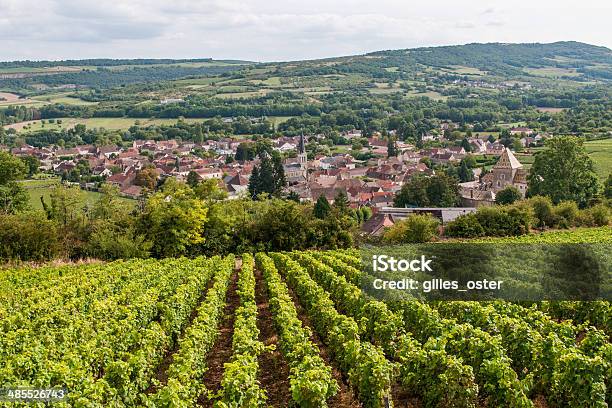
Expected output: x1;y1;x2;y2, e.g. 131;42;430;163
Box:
298;132;308;180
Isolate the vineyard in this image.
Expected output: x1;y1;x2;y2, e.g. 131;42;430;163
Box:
0;250;610;407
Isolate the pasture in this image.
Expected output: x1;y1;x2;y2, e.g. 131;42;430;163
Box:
585;138;612;180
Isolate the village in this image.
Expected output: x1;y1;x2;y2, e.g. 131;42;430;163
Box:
5;123;546;234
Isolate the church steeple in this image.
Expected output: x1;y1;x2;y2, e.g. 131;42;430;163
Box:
298;132;306;155
298;132;308;181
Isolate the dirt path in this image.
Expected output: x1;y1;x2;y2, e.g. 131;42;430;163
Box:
253;267;293;407
199;268;240;406
283;279;362;407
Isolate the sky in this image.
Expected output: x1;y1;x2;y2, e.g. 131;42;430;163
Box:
1;0;610;62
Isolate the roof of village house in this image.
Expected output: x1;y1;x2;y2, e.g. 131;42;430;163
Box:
360;213;397;235
120;185;142;197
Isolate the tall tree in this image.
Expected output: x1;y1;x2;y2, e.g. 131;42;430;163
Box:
605;174;612;199
248;152;286;199
313;195;331;219
387;136;398;158
527;136;599;207
186;171;201;188
0;152;26;184
0;152;29;214
458;161;474;182
495;186;522;205
333;191;350;214
460;138;472;153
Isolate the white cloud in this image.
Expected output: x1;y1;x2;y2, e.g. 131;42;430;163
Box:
0;0;609;61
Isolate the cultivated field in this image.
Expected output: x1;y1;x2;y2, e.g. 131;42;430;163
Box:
2;230;610;407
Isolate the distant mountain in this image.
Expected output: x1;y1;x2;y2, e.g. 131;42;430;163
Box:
367;41;612;79
1;42;610;92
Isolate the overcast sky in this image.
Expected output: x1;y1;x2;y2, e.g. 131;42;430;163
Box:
1;0;610;62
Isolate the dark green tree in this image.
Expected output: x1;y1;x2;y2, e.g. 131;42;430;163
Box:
20;156;40;177
248;152;286;199
333;191;350;214
605;174;612;199
460;138;472;153
314;195;331;219
186;171;200;188
528;136;599;207
394;174;460;208
458;161;474;182
495;186;522;205
235;142;256;161
387;136;398;157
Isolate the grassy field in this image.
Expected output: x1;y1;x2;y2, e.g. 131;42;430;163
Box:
523;67;581;78
0;92;47;107
6;117;207;132
6;116;298;133
466;226;612;243
585;138;612;180
19;178;134;210
30;93;98;106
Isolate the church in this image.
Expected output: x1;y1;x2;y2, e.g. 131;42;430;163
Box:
283;133;308;184
461;148;528;206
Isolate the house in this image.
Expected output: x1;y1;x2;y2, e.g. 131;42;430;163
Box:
277;142;297;152
224;174;249;197
430;152;456;165
379;207;477;224
448;146;466;157
360;213;397;236
107;172;136;189
97;145;122;158
196;168;223;180
120;185;143;198
509;127;534;136
469;139;487;153
485;142;505;155
460;188;496;207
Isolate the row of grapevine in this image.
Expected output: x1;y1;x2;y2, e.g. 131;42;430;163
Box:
215;254;267;407
537;301;611;334
0;257;225;406
311;252;533;408
146;255;235;408
433;301;609;406
270;252;395;408
291;251;478;407
71;257;222;405
255;252;338;407
321;250;612;407
2;258;201;378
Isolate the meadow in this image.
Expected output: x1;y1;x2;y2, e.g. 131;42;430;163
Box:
18;178;134;210
585;138;612;180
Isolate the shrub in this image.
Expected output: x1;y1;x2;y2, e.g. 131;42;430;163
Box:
0;212;60;261
87;224;152;260
495;186;522;205
444;213;485;238
554;201;579;228
474;206;530;237
528;196;555;229
383;214;439;243
586;204;610;227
